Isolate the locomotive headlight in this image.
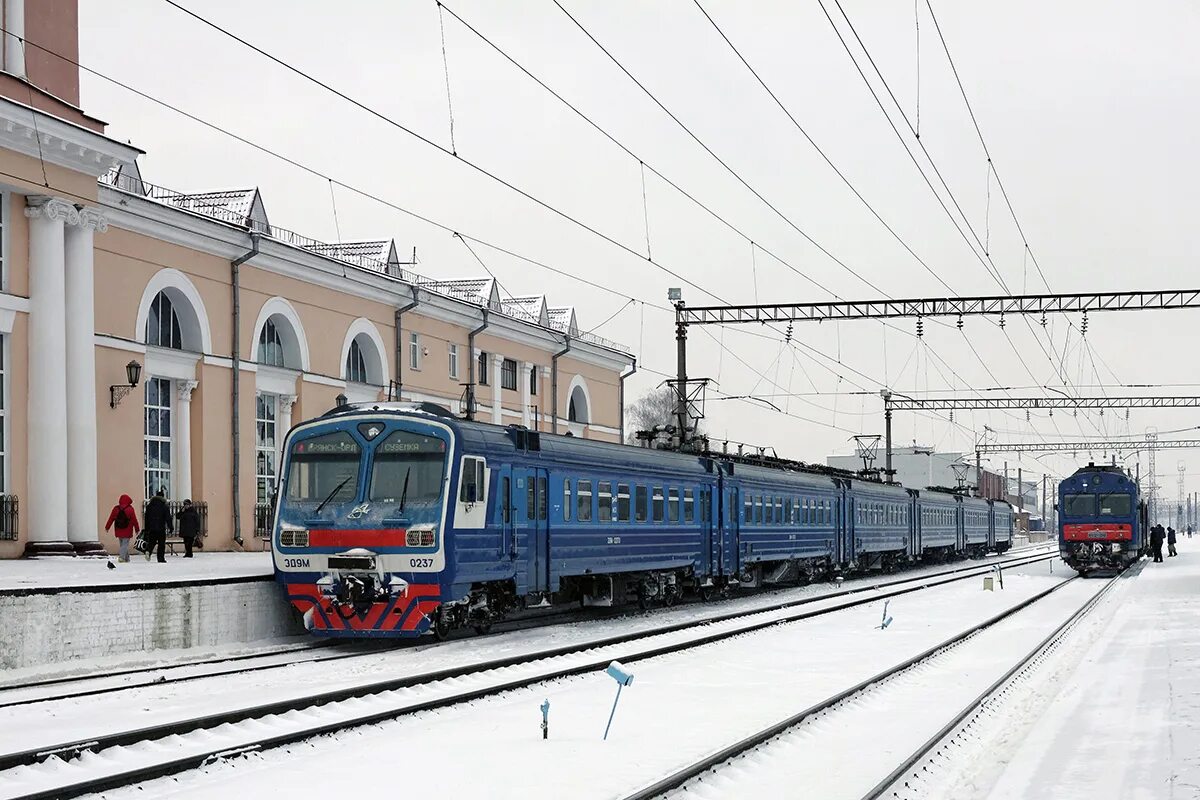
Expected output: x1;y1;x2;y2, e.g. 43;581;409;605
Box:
406;524;437;548
280;525;308;548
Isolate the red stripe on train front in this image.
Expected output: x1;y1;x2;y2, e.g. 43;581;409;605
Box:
1062;523;1132;541
307;529;404;548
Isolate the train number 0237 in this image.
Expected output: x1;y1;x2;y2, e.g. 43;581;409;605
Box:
283;558;310;568
408;557;436;570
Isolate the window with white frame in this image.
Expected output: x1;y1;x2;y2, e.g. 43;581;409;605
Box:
478;351;489;386
448;343;459;379
255;393;278;504
346;339;368;383
144;377;172;497
257;318;285;367
529;364;537;396
145;292;183;349
409;332;420;370
501;358;517;391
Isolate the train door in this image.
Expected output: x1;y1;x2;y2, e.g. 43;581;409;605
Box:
845;494;857;565
497;465;515;563
520;467;550;595
699;486;715;578
722;484;740;578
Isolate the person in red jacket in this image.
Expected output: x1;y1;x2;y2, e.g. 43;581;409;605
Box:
104;494;140;562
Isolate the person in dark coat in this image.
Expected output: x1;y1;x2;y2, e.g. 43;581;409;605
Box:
174;499;201;558
103;494;140;563
1168;526;1178;557
1150;524;1165;563
143;489;173;563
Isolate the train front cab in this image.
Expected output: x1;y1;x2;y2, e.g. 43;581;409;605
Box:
272;410;460;637
1057;468;1140;575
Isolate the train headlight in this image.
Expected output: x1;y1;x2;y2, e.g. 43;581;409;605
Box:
280;526;308;548
406;524;437;548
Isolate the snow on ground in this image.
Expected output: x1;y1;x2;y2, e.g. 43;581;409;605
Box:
0;551;1055;759
918;547;1200;800
80;560;1071;800
0;552;273;591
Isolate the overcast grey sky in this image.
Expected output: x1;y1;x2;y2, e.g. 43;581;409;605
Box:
80;0;1200;496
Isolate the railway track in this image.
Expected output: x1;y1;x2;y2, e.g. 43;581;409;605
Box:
0;546;1052;711
0;551;1055;800
616;561;1133;800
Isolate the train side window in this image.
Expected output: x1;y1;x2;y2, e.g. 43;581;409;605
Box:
636;486;648;522
617;484;631;521
744;496;753;522
502;477;511;523
764;496;773;524
460;457;486;504
564;480;571;522
577;480;593;522
668;489;680;523
753;496;762;524
775;497;783;525
784;499;792;525
653;487;665;522
538;477;548;520
599;482;613;522
527;480;536;521
684;488;695;523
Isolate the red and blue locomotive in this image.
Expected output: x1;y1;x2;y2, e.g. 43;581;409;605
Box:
1057;463;1146;575
272;402;1015;638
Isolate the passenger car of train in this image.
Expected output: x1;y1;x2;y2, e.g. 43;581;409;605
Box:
1058;463;1145;575
272;403;1016;638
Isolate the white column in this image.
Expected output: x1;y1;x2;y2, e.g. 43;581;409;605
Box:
540;366;551;431
175;380;198;501
65;208;106;553
4;0;25;78
24;197;76;554
278;394;296;468
491;354;504;424
520;361;532;428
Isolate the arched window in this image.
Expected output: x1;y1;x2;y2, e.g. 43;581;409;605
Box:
145;291;183;349
568;394;579;422
346;339;368;384
257;318;286;367
568;384;589;423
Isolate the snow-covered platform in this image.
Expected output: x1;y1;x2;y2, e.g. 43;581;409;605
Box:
977;548;1200;799
0;552;274;594
0;552;298;671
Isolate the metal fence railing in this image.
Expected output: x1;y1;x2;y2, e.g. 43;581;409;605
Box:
0;495;17;541
100;171;630;355
255;502;275;539
142;499;208;539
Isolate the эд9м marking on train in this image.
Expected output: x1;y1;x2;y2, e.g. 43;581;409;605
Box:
272;402;1015;639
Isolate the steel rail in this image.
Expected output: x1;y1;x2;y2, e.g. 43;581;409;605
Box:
0;553;1054;799
617;571;1090;800
859;563;1137;800
0;546;1048;711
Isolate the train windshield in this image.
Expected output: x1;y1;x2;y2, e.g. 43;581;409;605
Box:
286;431;361;503
369;430;447;506
1062;494;1097;516
1099;493;1132;516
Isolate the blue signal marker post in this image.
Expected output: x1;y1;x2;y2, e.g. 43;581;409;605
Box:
603;661;635;740
540;698;550;740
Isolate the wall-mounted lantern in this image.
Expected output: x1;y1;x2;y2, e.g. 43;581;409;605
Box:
335;393;349;408
109;360;143;408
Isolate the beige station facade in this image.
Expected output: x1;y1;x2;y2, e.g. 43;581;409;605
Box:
0;0;635;558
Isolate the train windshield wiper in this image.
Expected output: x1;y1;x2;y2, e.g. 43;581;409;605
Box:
315;476;352;514
399;467;412;512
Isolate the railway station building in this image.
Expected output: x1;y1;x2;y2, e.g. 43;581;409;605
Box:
0;0;635;558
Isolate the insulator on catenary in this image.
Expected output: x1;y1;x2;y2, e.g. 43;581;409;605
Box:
916;316;924;338
956;314;964;330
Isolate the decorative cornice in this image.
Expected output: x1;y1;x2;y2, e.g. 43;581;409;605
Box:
279;393;298;413
0;94;141;178
77;207;108;232
25;195;78;224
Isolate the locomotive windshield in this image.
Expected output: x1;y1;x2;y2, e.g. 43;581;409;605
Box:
1061;494;1097;516
369;430;448;506
286;431;361;503
1099;493;1132;516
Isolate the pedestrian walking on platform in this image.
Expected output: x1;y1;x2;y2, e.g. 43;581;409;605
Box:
103;494;140;563
1168;526;1178;557
1150;524;1165;563
174;499;200;558
143;489;172;563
